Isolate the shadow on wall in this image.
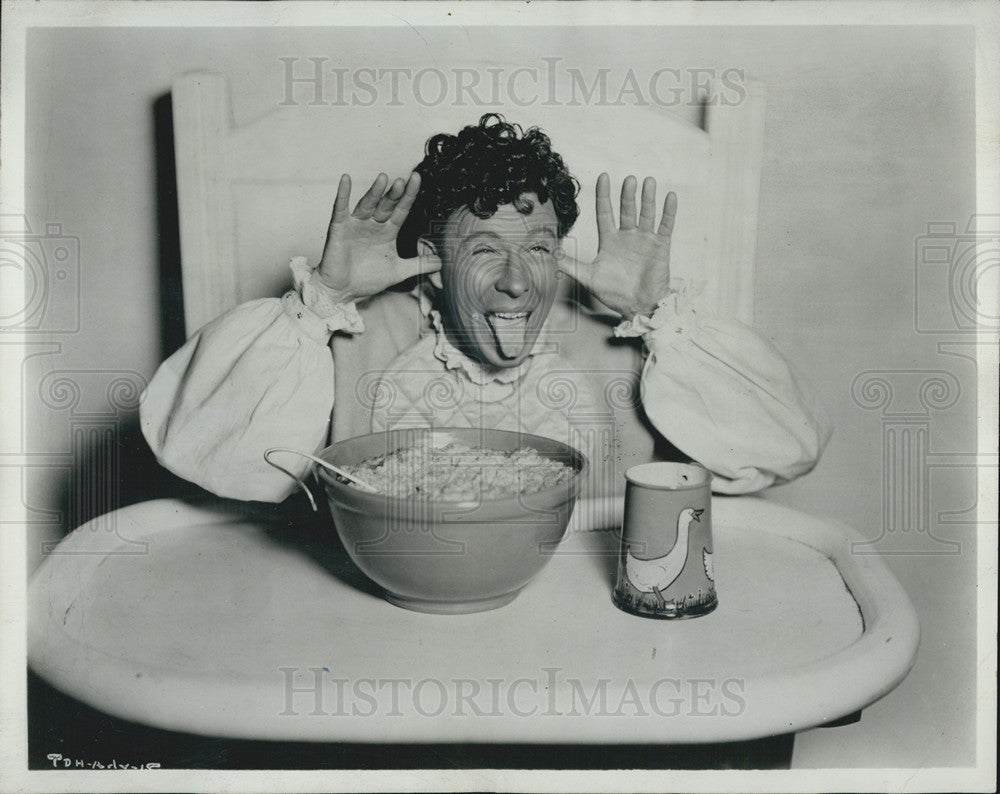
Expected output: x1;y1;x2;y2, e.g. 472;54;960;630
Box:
52;417;204;549
41;93;197;550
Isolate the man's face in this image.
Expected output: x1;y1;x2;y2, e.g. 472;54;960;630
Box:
433;194;561;368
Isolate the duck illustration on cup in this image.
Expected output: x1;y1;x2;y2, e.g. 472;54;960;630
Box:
624;507;704;607
613;463;718;619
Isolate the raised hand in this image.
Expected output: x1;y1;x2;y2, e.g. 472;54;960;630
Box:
566;173;677;318
317;171;435;303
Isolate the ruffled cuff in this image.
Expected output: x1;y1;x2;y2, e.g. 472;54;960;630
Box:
613;279;702;343
283;256;364;340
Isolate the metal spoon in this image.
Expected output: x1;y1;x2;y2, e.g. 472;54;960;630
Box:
263;447;379;511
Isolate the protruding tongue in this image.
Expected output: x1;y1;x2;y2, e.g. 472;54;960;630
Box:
486;313;529;359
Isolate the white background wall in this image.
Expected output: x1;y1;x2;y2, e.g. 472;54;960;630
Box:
19;23;979;768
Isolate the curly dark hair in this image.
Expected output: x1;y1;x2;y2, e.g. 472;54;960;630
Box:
397;114;579;258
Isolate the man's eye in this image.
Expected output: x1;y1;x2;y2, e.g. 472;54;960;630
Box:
528;244;551;253
472;246;496;255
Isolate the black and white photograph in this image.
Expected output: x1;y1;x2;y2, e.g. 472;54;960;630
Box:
1;1;996;791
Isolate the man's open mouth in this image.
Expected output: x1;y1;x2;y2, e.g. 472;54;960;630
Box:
485;311;531;359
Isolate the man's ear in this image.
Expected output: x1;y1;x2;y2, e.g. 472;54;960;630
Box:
418;238;444;289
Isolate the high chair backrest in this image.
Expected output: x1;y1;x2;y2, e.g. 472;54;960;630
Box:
170;71;766;446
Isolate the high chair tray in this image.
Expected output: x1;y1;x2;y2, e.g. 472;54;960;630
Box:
28;496;918;743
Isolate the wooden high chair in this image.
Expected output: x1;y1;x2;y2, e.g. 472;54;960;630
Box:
26;72;920;762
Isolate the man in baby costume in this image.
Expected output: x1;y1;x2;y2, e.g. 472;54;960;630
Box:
141;115;830;527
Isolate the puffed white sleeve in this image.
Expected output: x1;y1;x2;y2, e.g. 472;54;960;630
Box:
139;257;364;501
616;282;833;494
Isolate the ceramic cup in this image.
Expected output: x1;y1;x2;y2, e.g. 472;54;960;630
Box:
612;462;717;619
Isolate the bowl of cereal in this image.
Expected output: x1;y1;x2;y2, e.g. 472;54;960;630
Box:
316;428;588;614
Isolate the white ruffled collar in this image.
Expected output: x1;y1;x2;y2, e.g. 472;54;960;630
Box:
413;284;541;387
428;307;536;386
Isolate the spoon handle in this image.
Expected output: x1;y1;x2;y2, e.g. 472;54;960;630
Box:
263;447;380;504
262;448;318;511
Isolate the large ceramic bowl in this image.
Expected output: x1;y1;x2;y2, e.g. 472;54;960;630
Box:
317;428;588;614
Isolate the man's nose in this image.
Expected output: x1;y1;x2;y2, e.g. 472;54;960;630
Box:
494;256;529;298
